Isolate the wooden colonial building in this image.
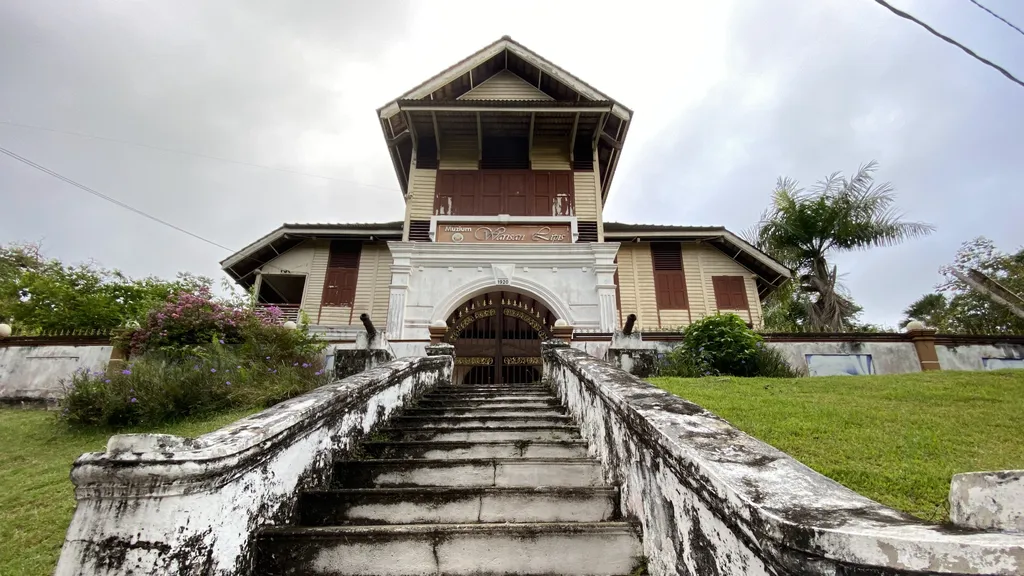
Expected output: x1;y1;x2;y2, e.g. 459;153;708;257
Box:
221;37;790;381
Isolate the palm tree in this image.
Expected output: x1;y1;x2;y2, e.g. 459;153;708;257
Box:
749;161;934;332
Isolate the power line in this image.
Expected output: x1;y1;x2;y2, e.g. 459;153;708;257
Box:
0;145;234;252
966;0;1024;38
872;0;1024;90
0;120;402;194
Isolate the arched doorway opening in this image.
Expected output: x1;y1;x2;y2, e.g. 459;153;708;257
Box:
444;291;554;385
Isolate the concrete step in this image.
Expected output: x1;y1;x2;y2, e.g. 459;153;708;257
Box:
381;425;580;442
420;394;557;404
390;415;573;429
422;391;556;400
299;486;619;525
361;440;589;460
436;383;552;391
414;399;561;409
257;522;642;576
402;406;566;417
333;458;605;488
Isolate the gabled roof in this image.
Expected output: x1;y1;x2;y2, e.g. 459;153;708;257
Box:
377;36;631;120
377;36;632;201
220;222;403;287
603;222;792;298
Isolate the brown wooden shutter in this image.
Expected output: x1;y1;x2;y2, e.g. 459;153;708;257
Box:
712;276;749;310
322;241;361;307
651;243;688;310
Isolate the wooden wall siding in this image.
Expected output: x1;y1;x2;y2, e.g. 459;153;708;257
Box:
406;168;437;224
259;240;316;277
531;136;570;170
438;135;479;170
694;244;762;327
573;170;600;222
458;70;553;101
613;243;764;329
301;241;353;324
614;243;657;329
351;243;392;325
434;170;573;217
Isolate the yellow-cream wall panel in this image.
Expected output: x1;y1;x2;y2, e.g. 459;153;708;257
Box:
438;135;478;170
301;240;330;322
406;168;437;224
458;70;553;101
350;243;392;325
614;243;658;329
371;246;392;324
531;137;570;170
693;244;764;328
573;170;600;221
259;240;316;276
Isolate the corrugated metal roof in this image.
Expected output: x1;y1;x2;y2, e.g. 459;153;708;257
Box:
281;221;403;230
603;222;726;233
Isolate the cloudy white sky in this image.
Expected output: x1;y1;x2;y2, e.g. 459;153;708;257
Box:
1;0;1022;328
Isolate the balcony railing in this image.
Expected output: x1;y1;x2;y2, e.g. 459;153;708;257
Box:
256;303;301;324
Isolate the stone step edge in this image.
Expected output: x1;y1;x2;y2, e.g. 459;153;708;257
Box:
361;439;587;447
394;415;572;421
334;457;601;466
258;521;636;539
380;425;579;432
404;406;564;412
302;486;618;497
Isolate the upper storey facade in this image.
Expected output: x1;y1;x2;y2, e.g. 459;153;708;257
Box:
376;36;632;243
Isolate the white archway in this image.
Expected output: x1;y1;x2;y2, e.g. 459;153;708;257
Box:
431;276;575;326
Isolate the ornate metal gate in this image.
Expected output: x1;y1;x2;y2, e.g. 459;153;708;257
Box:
444;291;554;384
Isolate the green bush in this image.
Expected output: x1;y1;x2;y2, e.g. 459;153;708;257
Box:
660;313;799;378
59;347;329;428
60;289;330;428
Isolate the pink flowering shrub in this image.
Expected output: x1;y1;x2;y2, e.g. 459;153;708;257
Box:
60;288;329;428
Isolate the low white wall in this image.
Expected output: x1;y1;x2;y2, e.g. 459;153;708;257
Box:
0;341;113;405
767;340;920;375
55;355;451;576
545;342;1024;575
937;343;1024;372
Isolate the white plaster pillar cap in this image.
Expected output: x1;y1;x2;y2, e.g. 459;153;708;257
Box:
554;319;569;327
0;323;11;338
282;321;298;330
431;320;448;328
904;320;926;331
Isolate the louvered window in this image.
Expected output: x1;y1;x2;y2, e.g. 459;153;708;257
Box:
651;243;688;310
322;241;360;307
408;221;431;242
712;276;749;310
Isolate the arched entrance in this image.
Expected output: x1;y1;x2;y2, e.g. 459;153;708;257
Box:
444;291;554;385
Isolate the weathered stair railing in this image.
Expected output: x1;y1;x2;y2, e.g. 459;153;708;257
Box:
55;353;451;576
543;339;1024;576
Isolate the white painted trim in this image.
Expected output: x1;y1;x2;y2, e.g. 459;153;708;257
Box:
430;275;575;325
429;215;578;242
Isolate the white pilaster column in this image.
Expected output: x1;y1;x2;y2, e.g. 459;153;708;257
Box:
386;242;414;339
591;242;621;332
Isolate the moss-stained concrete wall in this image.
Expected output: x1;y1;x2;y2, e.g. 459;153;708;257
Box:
544;341;1024;575
55;355;451;576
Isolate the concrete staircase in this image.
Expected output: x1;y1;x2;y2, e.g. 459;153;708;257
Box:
256;380;642;575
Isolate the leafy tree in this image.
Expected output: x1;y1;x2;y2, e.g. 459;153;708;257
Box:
902;237;1024;333
0;242;211;334
749;161;933;331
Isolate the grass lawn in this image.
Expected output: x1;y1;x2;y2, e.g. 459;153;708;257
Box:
649;370;1024;523
0;408;259;576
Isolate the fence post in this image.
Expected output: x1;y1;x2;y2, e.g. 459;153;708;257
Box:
906;326;941;371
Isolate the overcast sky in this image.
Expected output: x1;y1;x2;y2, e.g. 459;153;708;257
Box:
1;0;1022;328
